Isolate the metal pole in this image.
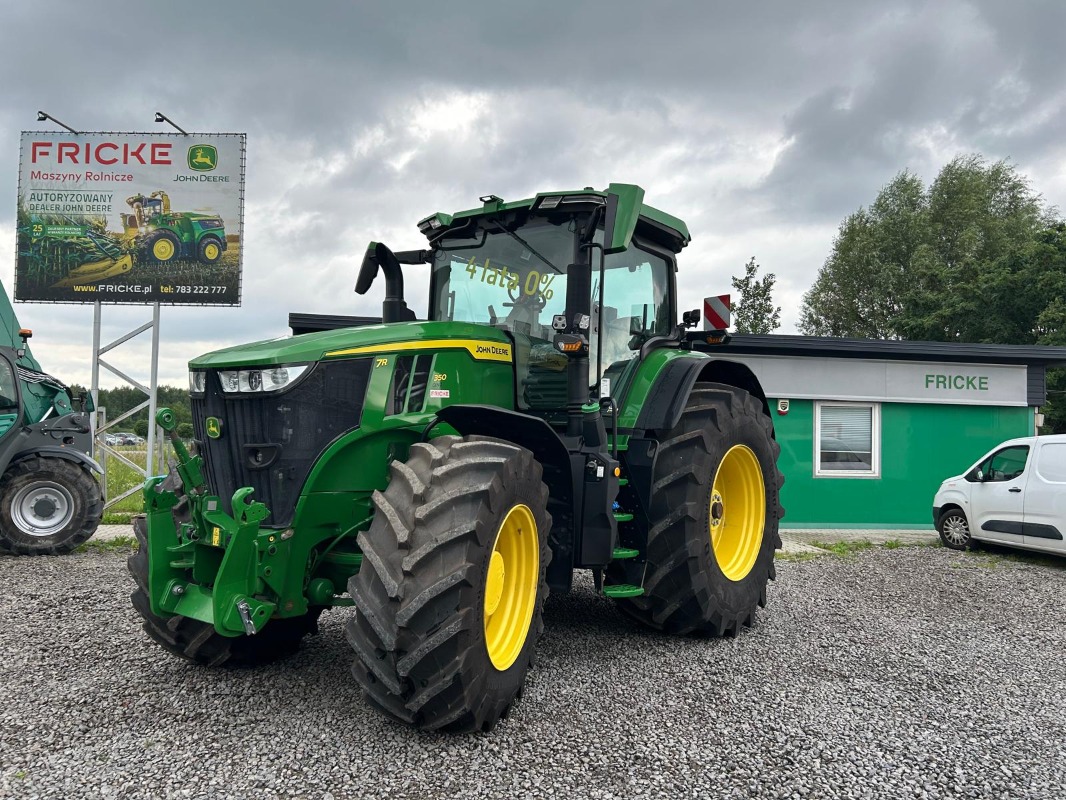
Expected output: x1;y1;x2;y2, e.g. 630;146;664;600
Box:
146;302;161;476
90;301;102;456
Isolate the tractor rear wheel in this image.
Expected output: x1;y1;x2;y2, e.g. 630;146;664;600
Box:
128;516;322;666
197;237;223;264
0;457;102;555
609;382;782;635
347;436;551;732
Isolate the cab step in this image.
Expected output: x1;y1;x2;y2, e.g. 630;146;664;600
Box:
613;512;634;523
603;584;644;598
611;547;640;560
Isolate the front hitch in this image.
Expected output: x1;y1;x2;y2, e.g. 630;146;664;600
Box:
141;408;285;637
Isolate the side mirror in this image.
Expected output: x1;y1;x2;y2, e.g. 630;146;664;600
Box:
355;242;382;295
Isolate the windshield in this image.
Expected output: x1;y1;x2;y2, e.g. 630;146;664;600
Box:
430;220;672;351
430;221;572;338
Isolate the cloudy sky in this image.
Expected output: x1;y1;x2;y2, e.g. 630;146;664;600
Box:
2;0;1065;389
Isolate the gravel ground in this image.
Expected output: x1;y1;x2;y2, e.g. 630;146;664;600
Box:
1;545;1064;800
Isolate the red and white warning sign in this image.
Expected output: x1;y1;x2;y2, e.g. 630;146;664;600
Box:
703;294;731;331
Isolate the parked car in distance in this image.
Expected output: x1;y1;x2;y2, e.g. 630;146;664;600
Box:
933;434;1066;556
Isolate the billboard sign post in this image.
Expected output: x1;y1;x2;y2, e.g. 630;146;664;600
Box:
16;131;245;306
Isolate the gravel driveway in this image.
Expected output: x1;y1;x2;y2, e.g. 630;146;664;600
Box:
1;545;1063;800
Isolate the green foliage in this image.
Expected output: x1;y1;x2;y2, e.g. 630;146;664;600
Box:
96;384;190;430
177;422;194;439
730;257;781;334
801;155;1066;432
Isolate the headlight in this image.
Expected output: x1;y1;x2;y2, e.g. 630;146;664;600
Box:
188;370;206;395
218;364;308;394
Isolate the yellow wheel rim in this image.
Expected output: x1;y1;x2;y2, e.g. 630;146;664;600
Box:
483;504;539;671
203;242;220;260
153;238;175;260
709;444;765;582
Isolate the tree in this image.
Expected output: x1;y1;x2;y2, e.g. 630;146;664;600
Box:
801;155;1066;432
800;156;1051;342
730;257;781;334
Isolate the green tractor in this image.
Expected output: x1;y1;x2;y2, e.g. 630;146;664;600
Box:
0;285;103;554
124;191;227;265
133;183;782;732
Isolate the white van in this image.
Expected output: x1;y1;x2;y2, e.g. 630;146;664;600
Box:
933;434;1066;555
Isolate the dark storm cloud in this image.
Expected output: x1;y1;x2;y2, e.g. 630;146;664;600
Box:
757;0;1066;220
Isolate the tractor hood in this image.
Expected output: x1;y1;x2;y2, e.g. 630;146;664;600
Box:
189;320;513;369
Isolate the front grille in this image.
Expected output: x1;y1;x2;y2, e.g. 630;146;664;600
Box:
192;358;372;527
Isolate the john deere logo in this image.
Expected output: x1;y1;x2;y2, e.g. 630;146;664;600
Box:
188;145;218;172
205;416;223;439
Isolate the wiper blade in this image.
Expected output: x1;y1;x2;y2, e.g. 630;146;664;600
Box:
487;220;562;274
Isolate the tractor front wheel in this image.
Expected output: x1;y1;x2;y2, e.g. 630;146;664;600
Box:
128;516;322;666
0;457;102;555
609;382;782;635
146;231;181;263
347;436;551;732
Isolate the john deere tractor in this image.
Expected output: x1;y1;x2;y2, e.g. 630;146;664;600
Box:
124;191;227;265
133;183;782;732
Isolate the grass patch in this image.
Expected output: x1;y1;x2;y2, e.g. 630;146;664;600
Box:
808;539;876;557
78;535;138;553
776;551;823;562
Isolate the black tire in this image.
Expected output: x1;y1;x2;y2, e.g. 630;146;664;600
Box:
128;516;321;666
936;507;971;551
609;382;783;636
145;231;181;263
347;436;551;732
197;236;223;264
0;457;102;555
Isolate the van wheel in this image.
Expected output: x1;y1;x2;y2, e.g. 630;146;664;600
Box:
936;508;971;550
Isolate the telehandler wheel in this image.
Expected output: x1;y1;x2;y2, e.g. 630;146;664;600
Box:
347;435;551;733
609;382;783;636
146;231;180;262
128;516;322;666
0;457;102;555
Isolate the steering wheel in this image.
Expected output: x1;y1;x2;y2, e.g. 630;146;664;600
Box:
507;282;547;312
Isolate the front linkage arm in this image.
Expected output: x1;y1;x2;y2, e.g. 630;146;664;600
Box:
141;408;290;637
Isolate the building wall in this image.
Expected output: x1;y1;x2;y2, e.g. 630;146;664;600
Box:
769;398;1034;528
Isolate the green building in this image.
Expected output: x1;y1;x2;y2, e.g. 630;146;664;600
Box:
726;335;1066;529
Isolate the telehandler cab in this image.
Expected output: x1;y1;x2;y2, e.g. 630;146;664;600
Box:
133;183;782;732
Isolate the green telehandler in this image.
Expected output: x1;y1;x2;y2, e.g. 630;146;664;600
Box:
133;183;782;731
0;283;103;554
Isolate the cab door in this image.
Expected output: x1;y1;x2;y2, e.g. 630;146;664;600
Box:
969;445;1030;545
1022;440;1066;554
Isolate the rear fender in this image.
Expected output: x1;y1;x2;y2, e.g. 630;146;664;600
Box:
634;356;771;435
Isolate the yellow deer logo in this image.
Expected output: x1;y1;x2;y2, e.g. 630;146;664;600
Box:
187;144;218;172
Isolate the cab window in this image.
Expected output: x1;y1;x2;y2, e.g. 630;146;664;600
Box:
979;446;1029;482
0;358;18;411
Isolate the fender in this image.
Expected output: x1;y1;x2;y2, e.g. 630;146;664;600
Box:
8;446;103;475
433;404;578;592
634;355;771;435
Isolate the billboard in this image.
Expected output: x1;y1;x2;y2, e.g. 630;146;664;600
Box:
15;132;245;305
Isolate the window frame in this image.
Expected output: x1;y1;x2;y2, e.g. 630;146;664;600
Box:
814;400;881;478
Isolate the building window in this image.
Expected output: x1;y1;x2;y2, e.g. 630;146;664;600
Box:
815;402;879;477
